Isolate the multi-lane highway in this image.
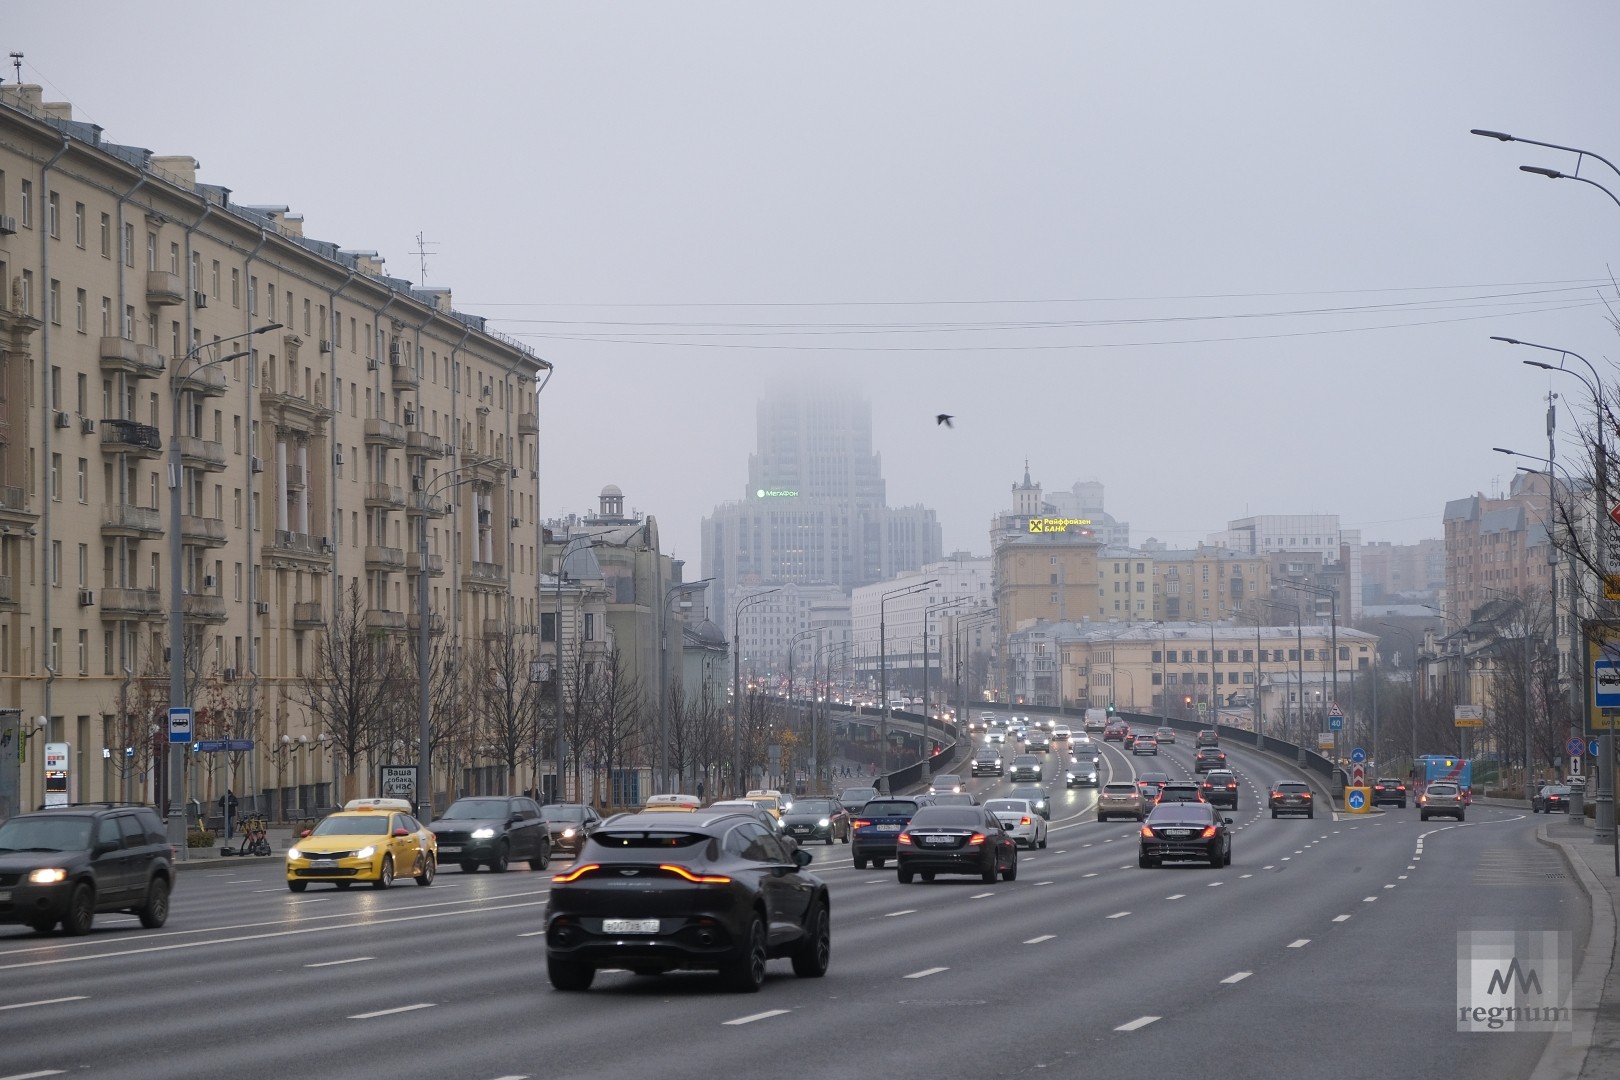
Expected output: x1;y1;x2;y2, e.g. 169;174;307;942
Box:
0;735;1588;1080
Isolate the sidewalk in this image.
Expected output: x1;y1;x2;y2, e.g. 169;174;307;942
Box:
172;826;298;871
1538;821;1620;1079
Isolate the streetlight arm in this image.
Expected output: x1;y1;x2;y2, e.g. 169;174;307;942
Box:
1471;128;1620;182
1517;166;1620;211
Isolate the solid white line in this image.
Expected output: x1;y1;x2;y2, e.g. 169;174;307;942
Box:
1106;911;1131;919
0;996;87;1012
225;880;259;884
1334;915;1351;922
904;967;948;979
884;909;916;918
1024;934;1055;944
349;1003;434;1020
1114;1015;1160;1031
0;1071;67;1080
305;957;373;968
723;1009;790;1026
1166;894;1185;900
288;898;329;905
1287;939;1310;948
970;892;994;899
1220;971;1252;984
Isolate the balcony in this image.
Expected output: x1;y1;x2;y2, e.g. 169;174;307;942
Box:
259;382;330;422
365;545;406;571
408;612;445;634
183;593;227;622
145;270;185;306
269;530;327;557
518;412;539;436
469;561;507;585
293;601;324;627
181;514;227;547
0;485;27;512
174;363;227;398
405;431;444;458
365;609;407;632
364;482;405;510
482;618;508;638
102;503;163;538
390;361;419;390
178;435;226;472
100;586;163;618
407;551;444;576
285;463;306;490
364;418;405;448
101;419;163;459
99;337;166;380
406;491;445;516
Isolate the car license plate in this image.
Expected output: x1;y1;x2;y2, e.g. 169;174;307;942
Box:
0;890;9;902
603;918;660;934
877;823;901;832
925;835;952;845
312;859;337;869
439;845;461;854
1165;830;1190;838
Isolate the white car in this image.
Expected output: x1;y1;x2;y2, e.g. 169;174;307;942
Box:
985;729;1007;745
1052;725;1072;741
984;798;1049;849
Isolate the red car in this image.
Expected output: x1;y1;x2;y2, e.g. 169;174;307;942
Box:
1103;721;1130;742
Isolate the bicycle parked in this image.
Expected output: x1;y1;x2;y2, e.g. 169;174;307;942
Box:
236;813;272;857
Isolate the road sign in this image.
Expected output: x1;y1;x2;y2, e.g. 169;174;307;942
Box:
1453;704;1484;728
1328;715;1344;731
194;738;254;753
1597;661;1620;708
1609;502;1620;528
1350;748;1366;764
1569;737;1588;757
1328;705;1344;718
167;706;193;744
1591;738;1603;758
1316;733;1335;751
1570;755;1583;776
1346;787;1370;813
1350;764;1366;786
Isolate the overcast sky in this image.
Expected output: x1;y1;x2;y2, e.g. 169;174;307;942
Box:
11;3;1618;566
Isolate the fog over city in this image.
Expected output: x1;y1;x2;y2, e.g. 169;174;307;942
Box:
11;2;1618;561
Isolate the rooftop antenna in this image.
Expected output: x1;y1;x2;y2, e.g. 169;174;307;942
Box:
9;53;22;87
412;231;437;284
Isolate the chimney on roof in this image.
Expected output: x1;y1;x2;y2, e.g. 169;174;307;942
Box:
420;287;453;314
282;214;305;237
151;155;199;188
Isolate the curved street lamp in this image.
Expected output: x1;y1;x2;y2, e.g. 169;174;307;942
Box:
879;580;936;781
732;589;781;796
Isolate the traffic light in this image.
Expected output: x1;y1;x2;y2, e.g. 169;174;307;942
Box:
1106;703;1115;715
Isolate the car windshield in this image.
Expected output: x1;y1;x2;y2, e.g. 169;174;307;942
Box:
841;788;879;801
976;749;999;759
541;805;586;822
909;807;984;828
312;814;391;836
440;799;510;820
861;800;920;816
794;799;837;814
0;815;93;852
984;800;1031;814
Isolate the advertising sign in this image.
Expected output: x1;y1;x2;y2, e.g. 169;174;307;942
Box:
378;765;417;803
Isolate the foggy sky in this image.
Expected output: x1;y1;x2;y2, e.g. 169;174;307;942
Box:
10;2;1618;567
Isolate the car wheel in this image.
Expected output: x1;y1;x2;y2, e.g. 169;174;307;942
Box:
61;884;95;937
529;839;550;872
1307;810;1314;819
721;913;768;993
1457;813;1465;822
897;866;914;884
790;900;831;979
460;861;480;874
981;861;998;884
1139;852;1153;869
1098;813;1108;823
1002;857;1018;882
547;955;596;992
1210;844;1225;869
1420;811;1430;821
287;880;307;893
1270;810;1278;818
138;876;170;929
873;859;885;869
853;856;867;870
373;855;395;890
1038;836;1047;849
490;844;511;873
415;854;436;886
842;830;850;844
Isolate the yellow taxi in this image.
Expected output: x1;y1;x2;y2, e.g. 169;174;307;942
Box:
741;790;786;823
640;794;704;813
286;798;437;892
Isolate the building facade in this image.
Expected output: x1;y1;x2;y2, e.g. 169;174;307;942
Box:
850;554;994;700
1208;513;1363;621
0;85;547;816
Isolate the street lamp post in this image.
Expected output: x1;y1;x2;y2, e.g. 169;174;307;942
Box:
167;322;280;853
413;469;477;824
784;625;821;789
1283;582;1338;761
922;597;973;764
879;580;936;786
732;589;781;797
952;609;997;732
659;578;712;794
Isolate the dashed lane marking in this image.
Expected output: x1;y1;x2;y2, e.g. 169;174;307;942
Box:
970;892;994;899
349;1003;434;1020
1239;873;1253;879
305;957;372;968
1288;939;1310;948
1107;911;1131;919
1024;934;1055;944
904;967;948;979
884;910;916;917
1166;894;1185;900
723;1009;791;1025
1363;896;1378;902
0;997;87;1012
1333;915;1351;922
1220;972;1252;984
1115;1016;1160;1031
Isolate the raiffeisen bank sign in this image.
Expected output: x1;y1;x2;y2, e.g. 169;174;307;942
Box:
1027;517;1092;534
756;488;799;498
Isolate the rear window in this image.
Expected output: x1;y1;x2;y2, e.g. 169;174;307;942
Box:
1276;783;1309;792
1427;783;1459;795
588;830;710;849
861;800;921;816
1103;783;1138;795
1148;803;1215;824
909;807;984;828
984;800;1031;814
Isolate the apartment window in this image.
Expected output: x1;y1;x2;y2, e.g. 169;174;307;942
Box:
103;631;114;676
1243;649;1254;662
541;612;556;642
147;232;157;271
210;260;221;298
74;288;86;333
231;268;240;308
18;270;30;315
302;298;311;334
1288;649;1300;662
50;541;62;586
77;543;88;587
585;613;596;641
1197;649;1208;663
248;275;257;315
1151;650;1162;663
122;222;133;266
233;563;242;601
1338;647;1350;661
47;191;60;237
99;212;110;257
48;279;60;324
19;180;31;227
76;459;87;502
50;453;61;501
71;201;85;247
168;242;179;274
233;489;241;528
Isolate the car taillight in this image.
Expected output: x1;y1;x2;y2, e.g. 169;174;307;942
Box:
660;863;731;884
1270;791;1281;798
852;819;870;829
1226;783;1236;789
552;863;601;883
1300;792;1312;799
968;833;986;845
897;832;913;846
1200;826;1217;838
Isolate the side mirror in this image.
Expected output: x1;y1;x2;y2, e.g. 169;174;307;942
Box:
791;848;812;868
1223;817;1233;825
392;827;410;837
300;828;312;838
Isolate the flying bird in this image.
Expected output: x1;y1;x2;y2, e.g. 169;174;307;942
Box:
936;414;954;428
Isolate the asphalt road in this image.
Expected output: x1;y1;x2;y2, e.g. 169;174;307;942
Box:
0;735;1590;1080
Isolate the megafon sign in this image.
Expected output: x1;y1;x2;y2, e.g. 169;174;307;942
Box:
1457;930;1571;1032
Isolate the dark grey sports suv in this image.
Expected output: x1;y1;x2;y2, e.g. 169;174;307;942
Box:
0;803;174;935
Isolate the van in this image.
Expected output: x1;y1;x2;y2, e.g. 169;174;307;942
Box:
1084;708;1108;733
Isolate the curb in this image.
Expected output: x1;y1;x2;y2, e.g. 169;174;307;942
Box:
1533;824;1614;1080
173;852;283;871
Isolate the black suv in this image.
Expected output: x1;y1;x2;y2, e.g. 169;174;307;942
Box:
971;747;1004;777
1269;781;1314;818
1200;770;1240;809
1193;747;1228;773
0;803;173;935
432;795;551;873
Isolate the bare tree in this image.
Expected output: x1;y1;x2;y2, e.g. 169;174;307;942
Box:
666;676;695;792
557;642;600;803
475;620;540;794
587;646;645;807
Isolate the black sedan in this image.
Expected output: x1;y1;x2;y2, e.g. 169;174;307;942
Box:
545;808;830;993
780;797;850;845
432;795;551;873
540;803;603;857
1532;785;1573;813
1138;802;1233;868
896;805;1018;884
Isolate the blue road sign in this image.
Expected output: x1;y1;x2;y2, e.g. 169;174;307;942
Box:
1569;737;1588;757
1347;789;1367;810
1328;715;1344;732
1596;660;1620;708
1350;748;1366;764
195;740;225;753
1591;738;1603;758
167;706;193;744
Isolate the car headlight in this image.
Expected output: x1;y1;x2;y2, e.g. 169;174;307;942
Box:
471;827;496;839
27;868;67;884
356;846;376;860
1066;773;1076;782
286;847;302;860
561;827;577;838
818;818;831;827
